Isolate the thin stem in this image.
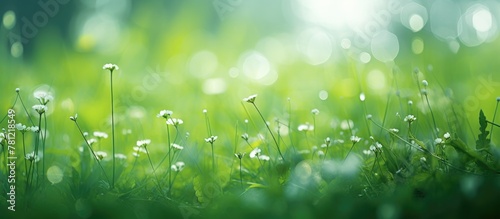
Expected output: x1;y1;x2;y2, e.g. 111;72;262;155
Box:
211;143;215;174
490;100;500;138
145;147;163;195
424;93;438;138
73;120;111;185
110;70;116;189
239;158;243;188
251;103;285;161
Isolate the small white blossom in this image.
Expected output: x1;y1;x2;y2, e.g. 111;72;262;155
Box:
15;88;20;93
370;145;377;152
375;142;383;149
363;150;372;155
408;100;413;105
70;114;78;121
389;128;399;133
27;126;39;133
205;136;218;144
422;80;428;87
420;157;427;162
298;123;314;132
171;143;184;150
115;154;127;160
243;94;257;103
34;91;53;105
157;110;173;119
93;131;108;139
366;114;372;120
311;108;320;115
136;139;151;147
166;118;183;126
171;161;185;172
258;155;270;161
235;152;244;159
95;151;108;161
33;104;47;114
298;150;310;154
317;150;325;158
249;148;261;158
443;132;451;140
350;136;361;143
404;115;417;123
16;123;27;132
133;146;147;153
103;63;119;72
435;138;443;145
87;138;97;146
26;152;40;162
241;133;249;141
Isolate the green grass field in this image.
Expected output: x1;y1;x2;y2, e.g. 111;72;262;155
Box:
2;0;500;218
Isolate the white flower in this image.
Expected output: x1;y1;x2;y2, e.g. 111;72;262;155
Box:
317;150;325;157
298;150;311;154
408;100;413;105
422;80;428;87
243;94;257;103
16;123;27;132
171;161;185;172
311;108;320;115
26;152;40;162
258;155;270;161
70;114;78;121
298;123;314;132
404;115;417;123
33;104;47;114
102;63;119;72
94;151;108;161
366;114;372;120
350;136;361;143
115;154;127;159
389;128;399;133
375;142;383;149
249;148;261;158
15;88;20;93
333;139;345;144
370;145;377;151
166;118;183;126
34;91;53;105
324;137;331;146
443;132;451;140
87;138;97;146
359;93;366;102
434;138;443;145
132;152;141;157
205;136;218;144
420;157;427;162
241;133;249;141
26;126;39;133
133;146;147;153
93;131;108;139
157;110;173;119
235;152;244;159
363;150;372;155
136;139;151;147
0;133;5;142
203;109;207;114
171;143;184;150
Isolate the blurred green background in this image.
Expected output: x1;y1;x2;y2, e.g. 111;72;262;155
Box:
3;0;500;218
2;0;500;170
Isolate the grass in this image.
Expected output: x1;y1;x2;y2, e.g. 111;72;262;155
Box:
1;63;500;219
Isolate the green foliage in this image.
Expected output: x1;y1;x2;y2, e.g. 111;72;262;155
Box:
476;110;491;151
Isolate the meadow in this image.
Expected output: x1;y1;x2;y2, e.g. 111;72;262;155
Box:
2;0;500;218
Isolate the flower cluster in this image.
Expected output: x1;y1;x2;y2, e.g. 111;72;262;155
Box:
103;63;119;72
171;161;185;172
243;94;257;103
205;136;218;144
